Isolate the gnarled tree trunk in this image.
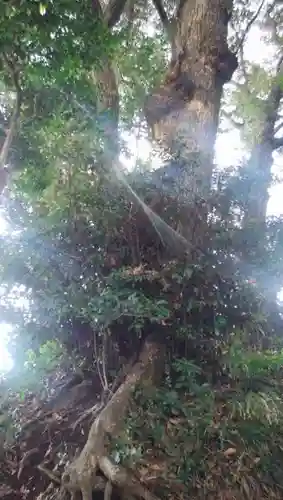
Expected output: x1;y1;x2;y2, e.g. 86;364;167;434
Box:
145;0;238;200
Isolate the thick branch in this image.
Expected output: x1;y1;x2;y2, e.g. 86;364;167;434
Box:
273;136;283;150
92;0;104;16
274;121;283;135
92;0;127;28
89;3;120;162
0;54;22;192
91;61;120;159
276;54;283;74
104;0;128;28
151;0;170;32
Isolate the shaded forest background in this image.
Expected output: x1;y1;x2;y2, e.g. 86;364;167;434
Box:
0;0;283;499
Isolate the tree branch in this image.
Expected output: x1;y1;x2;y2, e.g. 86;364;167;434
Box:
274;121;283;136
272;136;283;150
151;0;171;36
92;0;127;28
234;0;265;53
0;56;22;169
152;0;169;26
92;0;104;17
0;54;22;194
104;0;128;28
276;53;283;74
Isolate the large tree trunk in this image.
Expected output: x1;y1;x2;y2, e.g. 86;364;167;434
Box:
240;58;283;276
243;60;283;232
145;0;237;200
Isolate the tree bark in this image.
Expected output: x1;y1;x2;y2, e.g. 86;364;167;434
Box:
61;337;165;500
243;57;283;231
145;0;237;201
91;60;120;160
90;0;121;162
0;53;22;195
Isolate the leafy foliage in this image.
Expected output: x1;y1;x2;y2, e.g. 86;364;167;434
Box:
120;349;283;498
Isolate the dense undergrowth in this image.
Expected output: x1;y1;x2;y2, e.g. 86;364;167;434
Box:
1;179;283;499
124;350;283;499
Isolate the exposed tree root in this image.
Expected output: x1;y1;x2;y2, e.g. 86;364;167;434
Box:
72;354;137;431
104;480;113;500
37;464;61;485
99;457;161;500
62;338;165;500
